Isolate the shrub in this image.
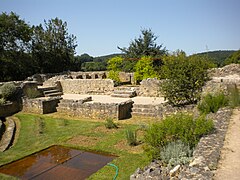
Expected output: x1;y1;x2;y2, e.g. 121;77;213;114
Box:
104;118;118;129
134;56;158;83
144;113;213;159
0;83;17;101
160;140;193;167
0;98;6;105
228;84;240;108
198;92;229;114
107;70;121;85
160;51;210;106
126;129;138;146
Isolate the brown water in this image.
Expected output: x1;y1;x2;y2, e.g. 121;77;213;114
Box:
0;145;116;180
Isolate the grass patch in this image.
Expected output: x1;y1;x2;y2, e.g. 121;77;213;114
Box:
0;113;149;180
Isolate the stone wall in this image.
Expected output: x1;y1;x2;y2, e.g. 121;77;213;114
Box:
0;101;21;118
60;79;115;95
57;99;133;120
132;103;195;119
22;97;61;114
139;78;162;97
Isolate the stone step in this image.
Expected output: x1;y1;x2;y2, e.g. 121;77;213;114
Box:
0;118;16;152
111;94;134;98
113;90;136;95
45;92;63;97
132;108;156;113
114;86;139;91
131;112;157;117
133;104;157;109
43;89;60;95
38;86;57;91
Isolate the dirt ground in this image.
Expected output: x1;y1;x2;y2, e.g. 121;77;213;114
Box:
214;109;240;180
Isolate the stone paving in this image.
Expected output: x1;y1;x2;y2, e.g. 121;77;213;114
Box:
62;94;166;105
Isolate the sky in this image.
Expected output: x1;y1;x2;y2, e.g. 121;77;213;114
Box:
1;0;240;57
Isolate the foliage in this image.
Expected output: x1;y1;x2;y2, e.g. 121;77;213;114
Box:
0;98;6;105
118;29;166;59
81;61;107;71
193;50;235;67
134;56;158;83
160;51;210;106
104;117;118;129
107;56;123;71
144;113;214;159
227;84;240;108
32;17;77;73
107;56;123;84
107;70;121;85
0;12;77;81
125;128;138;146
0;83;17;101
198;92;229;114
224;50;240;65
160;140;193;167
0;12;35;81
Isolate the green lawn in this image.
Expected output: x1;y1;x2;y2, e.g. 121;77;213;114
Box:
0;113;150;180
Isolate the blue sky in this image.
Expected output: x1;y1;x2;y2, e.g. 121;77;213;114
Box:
1;0;240;56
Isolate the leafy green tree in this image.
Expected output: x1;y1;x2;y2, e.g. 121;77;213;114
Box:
32;18;77;73
224;50;240;65
107;56;123;83
0;12;35;81
160;51;210;106
134;56;158;83
118;29;166;59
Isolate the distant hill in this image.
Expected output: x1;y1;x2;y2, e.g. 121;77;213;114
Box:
93;53;123;62
193;50;236;67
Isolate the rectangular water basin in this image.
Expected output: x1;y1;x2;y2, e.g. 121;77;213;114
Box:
0;145;116;179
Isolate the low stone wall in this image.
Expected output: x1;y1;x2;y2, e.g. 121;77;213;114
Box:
60;79;114;95
132;103;195;119
22;97;61;114
139;78;162;97
131;108;232;179
0;101;21;118
57;99;133;120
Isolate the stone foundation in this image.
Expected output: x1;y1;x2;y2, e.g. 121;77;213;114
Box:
139;78;162;97
22;97;61;114
60;79;114;95
57;98;133;120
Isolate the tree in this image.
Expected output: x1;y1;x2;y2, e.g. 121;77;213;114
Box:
224;50;240;65
0;12;35;81
160;51;210;106
134;56;158;83
32;18;77;73
118;29;166;59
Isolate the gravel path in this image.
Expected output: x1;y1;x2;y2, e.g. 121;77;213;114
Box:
214;109;240;180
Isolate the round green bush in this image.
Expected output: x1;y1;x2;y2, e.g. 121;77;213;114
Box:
0;83;17;100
